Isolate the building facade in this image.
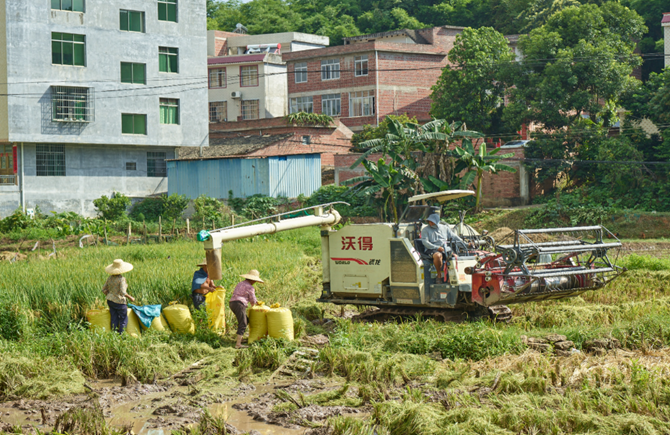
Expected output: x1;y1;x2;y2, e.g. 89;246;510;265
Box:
283;27;464;132
0;0;208;217
207;30;328;125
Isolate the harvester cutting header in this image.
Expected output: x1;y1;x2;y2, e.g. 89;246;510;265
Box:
199;191;625;322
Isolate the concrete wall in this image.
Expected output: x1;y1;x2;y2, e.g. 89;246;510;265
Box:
665;23;670;68
3;0;208;147
224;32;328;54
0;143;174;217
264;62;288;118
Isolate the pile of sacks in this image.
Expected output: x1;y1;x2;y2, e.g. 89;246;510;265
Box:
85;286;227;336
248;302;294;344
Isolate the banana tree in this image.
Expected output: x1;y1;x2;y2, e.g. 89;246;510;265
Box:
453;138;516;212
342;157;412;224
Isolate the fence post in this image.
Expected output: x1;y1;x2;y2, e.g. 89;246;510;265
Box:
143;221;147;244
158;216;162;243
127;222;131;245
103;219;109;245
172;218;176;236
186;218;190;235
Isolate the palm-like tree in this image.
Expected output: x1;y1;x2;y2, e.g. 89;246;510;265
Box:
453;139;516;212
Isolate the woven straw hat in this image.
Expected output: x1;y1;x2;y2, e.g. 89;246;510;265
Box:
240;269;264;283
105;259;133;275
196;260;208;267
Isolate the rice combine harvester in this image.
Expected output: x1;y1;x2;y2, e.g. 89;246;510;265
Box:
199;190;626;322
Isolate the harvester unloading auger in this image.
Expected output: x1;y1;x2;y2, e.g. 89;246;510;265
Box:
199;191;626;322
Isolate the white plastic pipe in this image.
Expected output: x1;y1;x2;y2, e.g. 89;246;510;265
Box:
203;210;341;249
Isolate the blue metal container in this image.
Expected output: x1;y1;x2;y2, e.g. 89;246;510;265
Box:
167;154;321;199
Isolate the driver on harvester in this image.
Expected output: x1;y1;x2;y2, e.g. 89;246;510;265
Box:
421;213;468;282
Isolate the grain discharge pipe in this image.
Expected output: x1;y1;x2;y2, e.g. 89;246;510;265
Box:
201;206;341;280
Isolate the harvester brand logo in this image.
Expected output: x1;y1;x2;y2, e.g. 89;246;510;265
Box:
341;236;373;251
331;258;381;266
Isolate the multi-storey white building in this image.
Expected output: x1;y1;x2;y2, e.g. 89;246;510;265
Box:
0;0;208;216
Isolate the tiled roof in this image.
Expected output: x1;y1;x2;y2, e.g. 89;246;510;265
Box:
663;13;670;24
174;134;293;160
343;29;429;44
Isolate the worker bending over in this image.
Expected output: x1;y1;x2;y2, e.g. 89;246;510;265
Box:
229;269;263;349
421;213;467;282
192;260;216;310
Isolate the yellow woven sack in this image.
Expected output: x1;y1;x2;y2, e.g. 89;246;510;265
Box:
86;309;111;333
126;309;142;337
248;302;271;344
163;302;196;334
267;305;294;341
205;287;226;333
140;313;170;332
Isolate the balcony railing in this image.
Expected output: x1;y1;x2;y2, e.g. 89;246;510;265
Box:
0;175;17;185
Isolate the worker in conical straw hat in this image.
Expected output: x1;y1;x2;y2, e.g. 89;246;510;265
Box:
102;259;136;334
192;260;216;311
229;269;264;349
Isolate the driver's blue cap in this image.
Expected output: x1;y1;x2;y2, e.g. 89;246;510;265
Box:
427;213;441;225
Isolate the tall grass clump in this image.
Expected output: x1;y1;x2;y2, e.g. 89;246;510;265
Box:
620;254;670;271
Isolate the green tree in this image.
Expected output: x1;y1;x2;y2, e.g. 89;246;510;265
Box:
453;139;516;213
93;192;131;221
431;27;514;134
161;194;189;221
503;2;646;131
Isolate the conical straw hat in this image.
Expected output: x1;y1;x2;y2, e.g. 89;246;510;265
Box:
105;259;133;275
240;269;264;283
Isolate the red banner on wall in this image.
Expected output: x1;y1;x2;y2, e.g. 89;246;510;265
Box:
13;145;17;174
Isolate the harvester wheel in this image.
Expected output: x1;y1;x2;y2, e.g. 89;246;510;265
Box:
487;305;513;323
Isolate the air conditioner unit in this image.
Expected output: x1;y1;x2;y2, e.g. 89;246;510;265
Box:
231;91;242;99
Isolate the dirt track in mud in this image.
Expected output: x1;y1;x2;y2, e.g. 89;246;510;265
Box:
0;375;364;435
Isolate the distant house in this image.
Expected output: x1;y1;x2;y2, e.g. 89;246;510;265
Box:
282;26;467;132
207;31;329;124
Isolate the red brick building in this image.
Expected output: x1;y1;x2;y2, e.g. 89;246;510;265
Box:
282;27;465;132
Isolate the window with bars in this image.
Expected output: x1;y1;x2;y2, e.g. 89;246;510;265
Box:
52;32;85;66
122;114;147;135
321;59;340;80
209;101;227;123
121;62;145;84
209;68;226;88
241;100;259;120
355;55;369;76
36;145;66;177
120;10;144;32
51;86;94;122
240;65;259;87
290;96;313;114
147;152;167;177
51;0;84;12
159;47;178;73
0;145;14;185
294;62;307;83
321;94;341;116
350;90;375;117
160;98;179;125
158;0;177;22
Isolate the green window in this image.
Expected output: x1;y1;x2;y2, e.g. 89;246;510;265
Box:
122;114;147;135
160;98;179;125
158;0;177;22
52;0;85;12
120;10;144;32
52;33;85;66
121;62;146;84
158;47;178;73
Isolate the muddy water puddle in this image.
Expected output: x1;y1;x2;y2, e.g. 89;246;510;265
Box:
105;384;306;435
